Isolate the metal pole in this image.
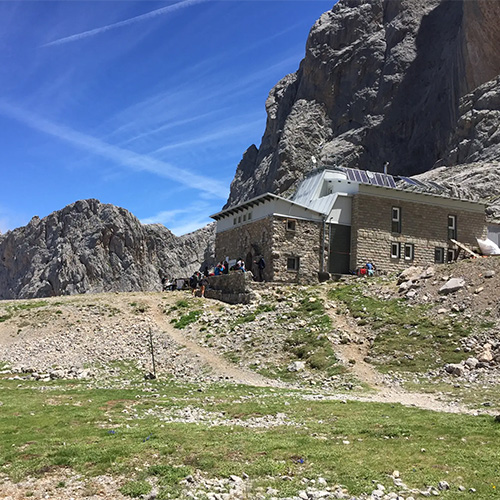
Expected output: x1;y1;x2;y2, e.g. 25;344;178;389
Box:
149;327;156;379
321;217;326;272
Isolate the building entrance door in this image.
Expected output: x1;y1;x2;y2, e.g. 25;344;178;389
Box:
245;252;253;274
328;224;351;274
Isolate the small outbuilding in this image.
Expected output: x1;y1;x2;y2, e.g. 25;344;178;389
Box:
210;167;487;283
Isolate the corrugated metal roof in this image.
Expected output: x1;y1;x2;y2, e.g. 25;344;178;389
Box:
291;171;325;205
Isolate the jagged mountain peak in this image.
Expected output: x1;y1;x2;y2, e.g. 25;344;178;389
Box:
0;199;214;299
225;0;500;209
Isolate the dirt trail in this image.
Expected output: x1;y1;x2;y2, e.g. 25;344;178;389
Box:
137;295;283;388
140;294;484;415
323;301;488;415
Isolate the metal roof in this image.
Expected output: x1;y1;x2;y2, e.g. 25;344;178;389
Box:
210;191;327;221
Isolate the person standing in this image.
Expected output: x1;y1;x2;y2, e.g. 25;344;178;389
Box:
189;273;198;296
255;256;266;282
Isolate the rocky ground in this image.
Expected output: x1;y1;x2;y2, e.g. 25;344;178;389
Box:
0;257;499;499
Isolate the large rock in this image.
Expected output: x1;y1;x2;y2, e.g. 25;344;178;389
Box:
225;0;500;208
0;199;215;299
439;278;466;295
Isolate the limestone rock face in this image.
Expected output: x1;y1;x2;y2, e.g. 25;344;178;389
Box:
225;0;500;208
0;199;215;299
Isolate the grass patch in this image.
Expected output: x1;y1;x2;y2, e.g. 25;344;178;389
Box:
255;303;275;314
284;329;340;374
130;302;148;314
166;298;192;314
224;351;241;364
0;301;48;323
120;480;151;498
171;310;202;329
282;295;340;374
232;313;256;327
328;283;471;372
0;378;498;499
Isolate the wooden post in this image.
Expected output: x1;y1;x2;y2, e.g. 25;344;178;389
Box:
149;327;156;379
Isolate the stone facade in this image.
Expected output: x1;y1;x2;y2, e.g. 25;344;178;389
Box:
214;215;327;284
214;216;274;281
351;193;487;273
270;216;326;284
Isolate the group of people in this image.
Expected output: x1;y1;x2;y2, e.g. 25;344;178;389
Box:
161;255;267;296
189;271;209;297
213;260;230;275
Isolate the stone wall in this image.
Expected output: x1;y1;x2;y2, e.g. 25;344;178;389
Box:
270;216;326;284
205;272;255;304
214;217;274;281
351;194;487;273
214;215;327;284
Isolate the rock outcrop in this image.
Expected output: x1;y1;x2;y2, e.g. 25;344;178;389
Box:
0;199;214;299
225;0;500;208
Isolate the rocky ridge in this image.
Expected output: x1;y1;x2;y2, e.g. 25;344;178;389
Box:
0;199;214;300
226;0;500;208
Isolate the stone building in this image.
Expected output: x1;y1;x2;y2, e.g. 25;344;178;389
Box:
210;168;486;283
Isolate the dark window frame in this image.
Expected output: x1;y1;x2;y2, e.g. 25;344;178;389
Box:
390;242;401;259
286;219;296;232
392;206;401;233
434;247;445;264
448;214;457;240
404;243;414;261
286;256;300;271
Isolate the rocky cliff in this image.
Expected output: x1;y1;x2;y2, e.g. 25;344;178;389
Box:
0;199;215;300
226;0;500;208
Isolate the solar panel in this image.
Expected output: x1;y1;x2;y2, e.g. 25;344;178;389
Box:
412;178;429;189
359;170;369;183
386;176;397;188
428;181;447;192
377;176;384;186
399;176;418;186
335;167;396;189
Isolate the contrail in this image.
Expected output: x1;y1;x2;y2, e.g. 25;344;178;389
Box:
42;0;209;47
0;101;229;200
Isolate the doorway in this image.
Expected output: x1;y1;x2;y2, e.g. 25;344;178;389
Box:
328;224;351;274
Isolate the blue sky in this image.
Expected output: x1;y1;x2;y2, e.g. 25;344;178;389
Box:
0;0;334;235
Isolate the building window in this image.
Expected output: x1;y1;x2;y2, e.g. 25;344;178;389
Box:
392;207;401;233
233;218;237;225
238;215;242;223
391;242;401;259
404;243;414;261
448;215;457;240
447;248;456;262
435;247;445;263
248;212;252;220
286;219;296;232
243;214;247;221
287;257;300;271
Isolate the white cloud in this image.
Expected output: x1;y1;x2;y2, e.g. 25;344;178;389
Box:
42;0;209;47
141;207;192;226
152;118;262;154
0;101;229;200
141;203;213;236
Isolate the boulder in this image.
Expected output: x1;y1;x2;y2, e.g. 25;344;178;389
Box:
224;0;500;210
439;278;465;294
287;361;306;372
465;357;479;369
445;363;464;376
